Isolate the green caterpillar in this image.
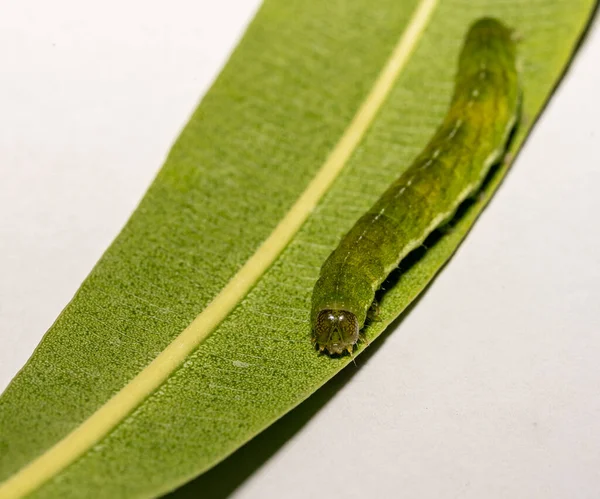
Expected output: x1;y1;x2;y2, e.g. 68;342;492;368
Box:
311;17;521;355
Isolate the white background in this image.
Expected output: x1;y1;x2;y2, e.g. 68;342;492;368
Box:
1;2;599;498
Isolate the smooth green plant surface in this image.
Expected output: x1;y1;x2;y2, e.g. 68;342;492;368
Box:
0;0;596;497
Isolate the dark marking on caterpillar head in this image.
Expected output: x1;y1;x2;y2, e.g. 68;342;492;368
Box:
313;309;359;355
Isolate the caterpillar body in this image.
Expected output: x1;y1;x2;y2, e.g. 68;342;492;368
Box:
311;18;521;355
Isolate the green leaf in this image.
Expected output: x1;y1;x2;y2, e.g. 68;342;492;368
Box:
0;0;596;497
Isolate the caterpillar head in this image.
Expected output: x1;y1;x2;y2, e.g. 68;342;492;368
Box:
313;309;359;355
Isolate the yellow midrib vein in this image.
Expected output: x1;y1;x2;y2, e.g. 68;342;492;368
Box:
0;1;437;496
